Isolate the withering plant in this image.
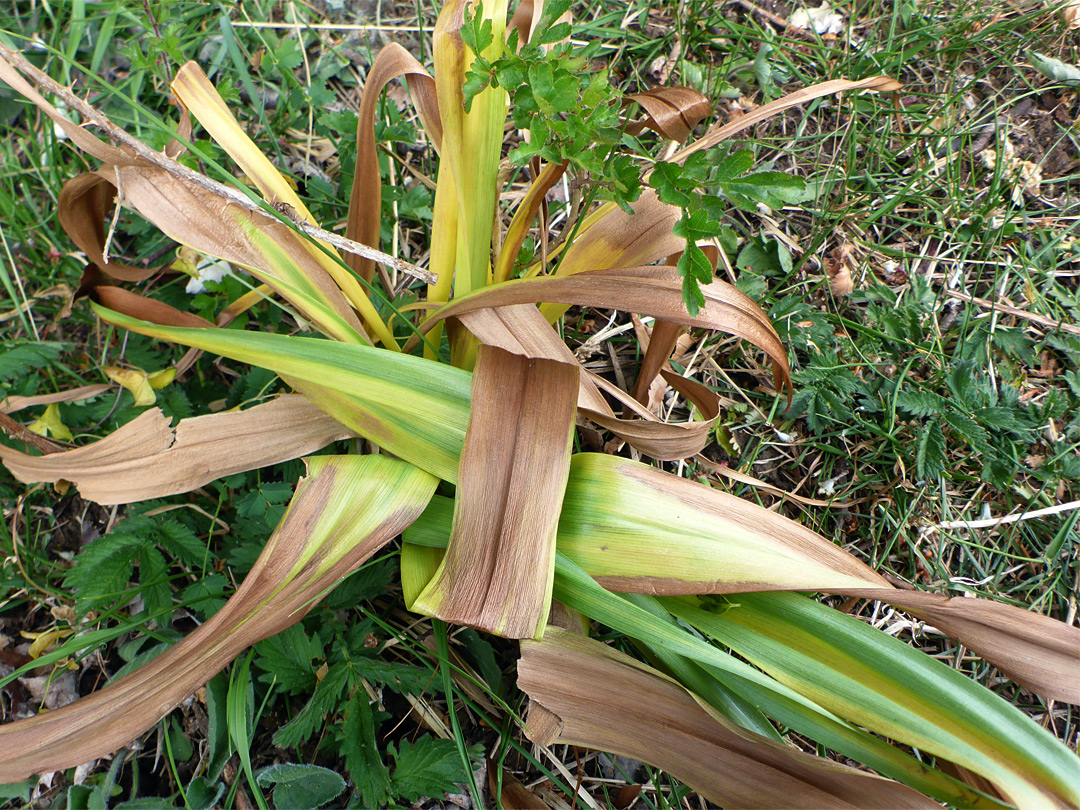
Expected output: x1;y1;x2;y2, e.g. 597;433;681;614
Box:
1;1;1078;808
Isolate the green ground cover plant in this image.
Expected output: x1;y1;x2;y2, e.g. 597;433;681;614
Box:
0;0;1078;808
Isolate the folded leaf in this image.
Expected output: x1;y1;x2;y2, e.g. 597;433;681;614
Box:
668;77;903;166
623;87;712;142
408;345;578;639
456;304;720;458
102;366;159;407
347;43;441;284
58;173;163;281
418;266;792;403
493;161;567;284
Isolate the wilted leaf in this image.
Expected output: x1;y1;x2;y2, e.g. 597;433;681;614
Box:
58;173;164;282
623;87;712;142
1;384;110;415
0;454;436;782
418;266;792;404
347;43;441;284
455;304;722;459
102;366;158;407
494;160;567;284
408;345;577;639
824;244;856;296
669;77;902;166
27;403;73;441
1;395;357;505
519;627;939;809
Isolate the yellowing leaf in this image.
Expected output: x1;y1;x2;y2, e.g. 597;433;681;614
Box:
0;454;436;782
147;367;176;390
25;628;74;659
103;366;157;406
28;404;73;441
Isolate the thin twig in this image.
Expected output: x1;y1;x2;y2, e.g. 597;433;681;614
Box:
730;0;819;40
0;46;437;286
229;21;426;31
945;289;1080;337
937;500;1080;530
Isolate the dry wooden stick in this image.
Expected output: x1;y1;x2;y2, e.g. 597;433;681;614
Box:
0;46;437;286
945;289;1080;337
0;412;69;455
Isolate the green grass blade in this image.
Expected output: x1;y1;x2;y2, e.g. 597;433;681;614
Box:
228;650;269;810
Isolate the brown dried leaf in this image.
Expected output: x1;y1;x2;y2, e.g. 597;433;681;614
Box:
669;76;903;166
519;627;939;809
624;87;713;142
487;758;550;810
630;318;684;406
105;164;368;341
1;384;111;415
1064;0;1080;28
347;43;441;284
0;455;435;782
409;345;578;639
90;285;216;330
0;395;356;505
455;304;721;459
548;190;683;284
580;371;720;460
825;244;856;296
59;173;164;282
420;266;792;404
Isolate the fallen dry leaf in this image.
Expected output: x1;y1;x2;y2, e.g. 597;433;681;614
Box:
1061;0;1080;29
824;243;856;296
790;3;846;35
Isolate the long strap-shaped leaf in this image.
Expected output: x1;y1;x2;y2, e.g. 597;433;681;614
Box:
666;594;1079;810
403;518;1072;809
519;627;939;810
0;395;356;505
407;345;578;639
91;306;472;483
555;454;1080;704
0;455;437;782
